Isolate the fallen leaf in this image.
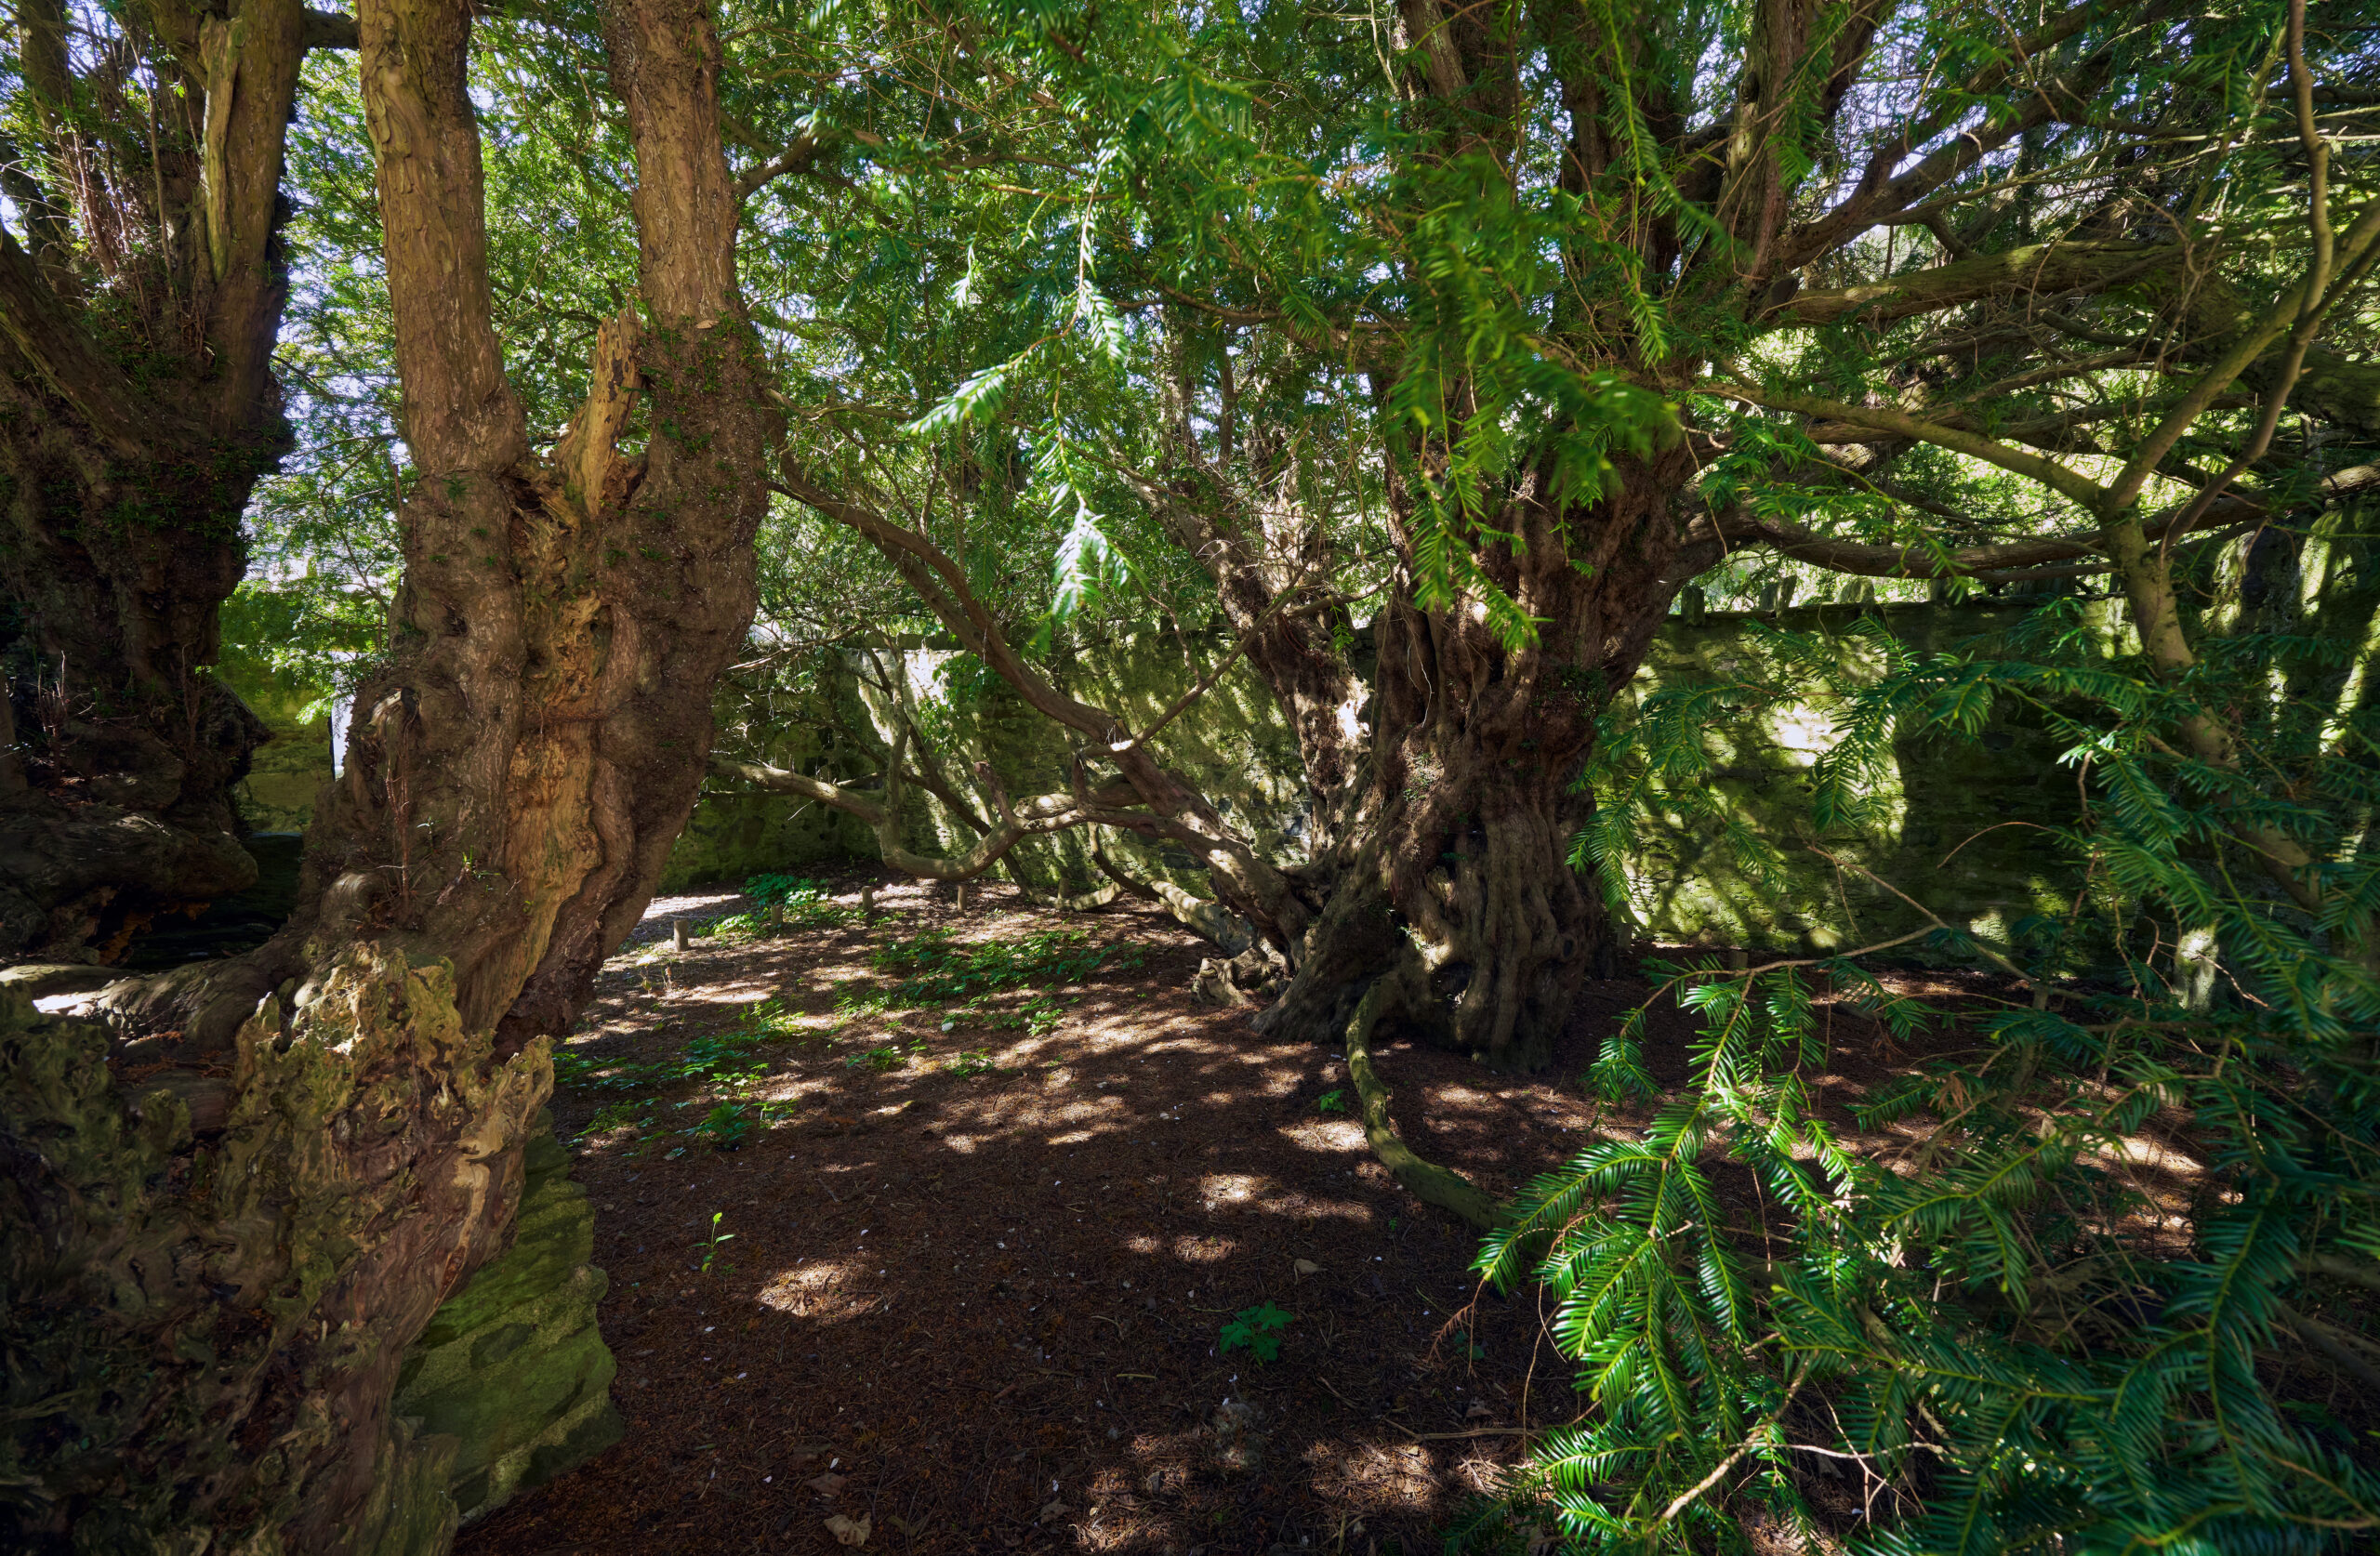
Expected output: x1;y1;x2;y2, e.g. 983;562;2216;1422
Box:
807;1471;848;1497
1293;1259;1322;1277
1036;1498;1073;1522
825;1512;871;1547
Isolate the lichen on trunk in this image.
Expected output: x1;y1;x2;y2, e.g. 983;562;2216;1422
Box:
0;948;549;1553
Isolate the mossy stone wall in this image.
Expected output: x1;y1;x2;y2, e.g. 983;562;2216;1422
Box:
701;602;2115;954
217;600;2118;952
658;717;877;890
391;1116;623;1525
1614;600;2123;951
848;636;1313;892
220;671;331;835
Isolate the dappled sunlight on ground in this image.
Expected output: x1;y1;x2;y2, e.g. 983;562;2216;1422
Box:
459;873;2213;1556
457;870;1591;1556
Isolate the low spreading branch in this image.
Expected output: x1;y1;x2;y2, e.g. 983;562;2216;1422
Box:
707;747;1144;885
771;455;1316;952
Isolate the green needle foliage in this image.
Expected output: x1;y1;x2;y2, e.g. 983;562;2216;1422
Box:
1475;552;2380;1549
60;0;2372;1537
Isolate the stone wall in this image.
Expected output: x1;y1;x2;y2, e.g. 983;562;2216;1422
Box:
216;600;2121;954
662;732;878;890
845;636;1315;890
391;1116;624;1525
220;667;332;836
1615;600;2122;951
726;601;2119;955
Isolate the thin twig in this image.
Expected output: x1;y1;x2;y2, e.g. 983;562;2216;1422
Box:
1653;1368;1808;1527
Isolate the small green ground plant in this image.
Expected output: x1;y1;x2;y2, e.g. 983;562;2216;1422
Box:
699;1211;734;1275
868;926;1135;998
555;1000;818;1153
835;926;1141;1038
692;1101;750;1150
1218;1303;1294;1365
703;873;856;938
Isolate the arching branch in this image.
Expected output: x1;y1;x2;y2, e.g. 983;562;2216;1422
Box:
771;455;1316;951
707;747;1145;884
1702;464;2380;584
1770;242;2181;330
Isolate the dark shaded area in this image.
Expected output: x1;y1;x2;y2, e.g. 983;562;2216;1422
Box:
459;877;1589;1556
117;831;305;971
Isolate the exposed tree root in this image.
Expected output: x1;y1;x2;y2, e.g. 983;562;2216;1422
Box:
1342;960;1503;1231
1191;944;1289;1007
1005;872;1129;914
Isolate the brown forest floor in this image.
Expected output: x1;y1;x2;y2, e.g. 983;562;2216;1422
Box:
453;871;2199;1556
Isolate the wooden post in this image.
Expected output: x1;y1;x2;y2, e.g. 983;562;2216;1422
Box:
672;918;690;952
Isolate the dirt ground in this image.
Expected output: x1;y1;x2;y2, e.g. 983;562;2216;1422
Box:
450;870;2122;1556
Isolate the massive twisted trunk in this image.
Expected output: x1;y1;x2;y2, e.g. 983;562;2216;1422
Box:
0;0;328;959
1259;449;1690;1069
0;0;773;1548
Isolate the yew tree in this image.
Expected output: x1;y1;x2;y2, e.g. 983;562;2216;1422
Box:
0;0;777;1547
727;0;2377;1088
0;0;363;956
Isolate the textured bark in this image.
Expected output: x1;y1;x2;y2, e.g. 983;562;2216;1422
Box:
0;947;548;1556
1259;450;1691;1070
0;0;324;959
0;0;774;1549
1141;465;1371;864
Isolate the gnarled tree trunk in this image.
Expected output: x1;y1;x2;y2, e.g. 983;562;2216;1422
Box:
0;0;774;1549
0;0;331;960
1259;448;1692;1070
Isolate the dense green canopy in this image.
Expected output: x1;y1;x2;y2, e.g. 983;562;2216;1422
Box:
6;0;2380;1549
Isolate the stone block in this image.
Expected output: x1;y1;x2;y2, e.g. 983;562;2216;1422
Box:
392;1117;623;1524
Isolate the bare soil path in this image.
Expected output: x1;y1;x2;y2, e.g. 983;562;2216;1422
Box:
457;872;2107;1556
454;872;1649;1556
